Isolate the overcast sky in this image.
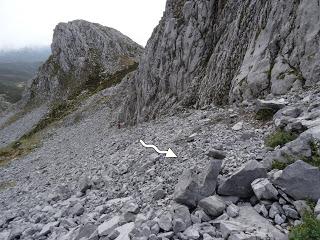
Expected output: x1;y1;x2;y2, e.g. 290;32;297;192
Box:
0;0;167;50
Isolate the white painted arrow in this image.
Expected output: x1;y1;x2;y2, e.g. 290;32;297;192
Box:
140;140;177;158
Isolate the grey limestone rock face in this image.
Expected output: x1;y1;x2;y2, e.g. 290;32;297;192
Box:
28;20;143;103
121;0;320;124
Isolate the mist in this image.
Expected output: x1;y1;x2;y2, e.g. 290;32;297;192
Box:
0;0;166;50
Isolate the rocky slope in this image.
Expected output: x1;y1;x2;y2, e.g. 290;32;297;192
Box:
0;20;143;148
1;83;320;239
1;1;320;240
28;20;143;103
121;0;320;123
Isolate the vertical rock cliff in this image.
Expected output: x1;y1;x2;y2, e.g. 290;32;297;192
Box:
28;20;143;103
121;0;320;123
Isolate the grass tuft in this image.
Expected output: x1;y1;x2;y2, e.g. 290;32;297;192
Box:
0;134;40;167
255;108;275;121
289;212;320;240
265;129;297;148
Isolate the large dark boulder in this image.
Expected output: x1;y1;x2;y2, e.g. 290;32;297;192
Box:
273;160;320;201
217;160;267;198
173;160;222;208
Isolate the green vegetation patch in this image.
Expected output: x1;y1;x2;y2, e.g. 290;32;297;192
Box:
289;212;320;240
0;134;40;167
271;141;320;170
265;129;298;148
255;108;276;121
302;141;320;168
271;159;293;170
0;180;16;192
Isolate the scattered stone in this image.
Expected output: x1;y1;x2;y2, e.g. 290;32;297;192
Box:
79;175;92;193
198;195;226;218
158;212;172;231
269;202;283;219
232;121;243;131
153;189;166;200
274;214;285;225
107;230;120;240
75;223;97;240
283;205;299;219
251;178;278;200
69;203;84;216
293;200;312;216
206;149;226;160
183;226;200;240
219;221;247;238
39;221;59;236
218;160;267;198
221;196;240;205
97;216;120;236
114;222;135;240
122;201;140;214
172;204;192;227
273;160;320;201
172;218;187;233
226;204;240;218
157;231;174;239
254;204;268;217
193;210;211;223
149;222;160;235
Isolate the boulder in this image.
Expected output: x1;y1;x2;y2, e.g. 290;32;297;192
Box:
198;196;227;218
218;160;267;198
174;160;222;207
273;160;320;201
251;178;278;200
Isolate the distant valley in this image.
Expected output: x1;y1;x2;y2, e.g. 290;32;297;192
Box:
0;47;50;103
